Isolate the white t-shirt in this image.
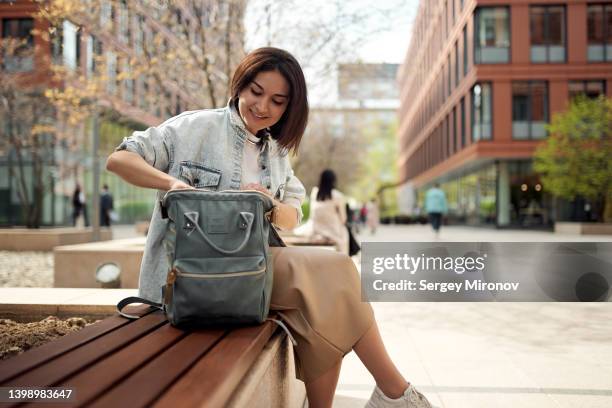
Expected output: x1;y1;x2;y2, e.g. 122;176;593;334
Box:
240;132;262;187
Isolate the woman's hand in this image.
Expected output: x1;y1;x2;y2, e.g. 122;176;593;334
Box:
243;183;273;198
169;179;195;191
242;183;299;230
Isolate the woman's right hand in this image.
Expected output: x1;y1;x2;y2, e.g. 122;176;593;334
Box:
168;179;195;191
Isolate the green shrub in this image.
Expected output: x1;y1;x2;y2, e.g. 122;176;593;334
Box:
117;201;154;223
301;200;310;222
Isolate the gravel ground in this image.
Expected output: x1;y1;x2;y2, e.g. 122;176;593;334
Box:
0;252;88;361
0;251;54;288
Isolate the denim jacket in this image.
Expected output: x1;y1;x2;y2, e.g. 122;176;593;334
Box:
116;101;306;303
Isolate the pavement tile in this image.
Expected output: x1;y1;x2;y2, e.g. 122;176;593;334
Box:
438;392;560;408
550;395;612;408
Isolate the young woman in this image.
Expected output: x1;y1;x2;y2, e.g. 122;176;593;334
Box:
106;47;432;408
310;169;350;254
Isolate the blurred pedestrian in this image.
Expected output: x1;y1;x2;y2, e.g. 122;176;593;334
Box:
346;202;361;256
425;183;447;238
100;184;114;227
366;198;379;234
359;203;368;230
310;169;349;254
72;183;89;227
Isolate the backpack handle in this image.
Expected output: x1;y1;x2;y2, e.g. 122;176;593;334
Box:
189;211;255;254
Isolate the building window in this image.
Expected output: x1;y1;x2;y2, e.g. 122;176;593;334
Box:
587;4;612;62
100;0;113;30
530;6;566;63
1;18;34;72
86;35;102;77
446;114;451;157
106;51;116;94
568;80;606;100
50;20;80;70
463;27;468;76
175;95;182;116
512;81;548;140
123;59;134;104
447;56;451;95
471;83;492;141
134;15;144;55
445;1;449;38
118;0;129;43
460;97;466;148
454;41;459;87
452;107;457;154
474;7;510;64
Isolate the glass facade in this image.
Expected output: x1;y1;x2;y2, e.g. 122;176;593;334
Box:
512;81;548;140
530;6;566;63
417;161;554;228
474;7;510;64
0;109;156;227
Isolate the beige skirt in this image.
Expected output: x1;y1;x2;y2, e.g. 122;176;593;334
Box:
269;246;374;383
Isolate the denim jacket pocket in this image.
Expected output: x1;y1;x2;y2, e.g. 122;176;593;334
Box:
179;161;221;189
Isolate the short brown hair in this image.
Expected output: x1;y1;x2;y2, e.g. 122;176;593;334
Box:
230;47;308;154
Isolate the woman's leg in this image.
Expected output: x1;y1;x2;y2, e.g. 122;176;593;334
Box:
353;320;410;399
305;359;343;408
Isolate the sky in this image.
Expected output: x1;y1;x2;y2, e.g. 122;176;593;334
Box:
244;0;419;104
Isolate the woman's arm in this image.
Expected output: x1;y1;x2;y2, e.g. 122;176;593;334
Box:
106;150;192;191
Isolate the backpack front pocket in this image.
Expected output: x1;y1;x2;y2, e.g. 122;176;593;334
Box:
169;255;268;326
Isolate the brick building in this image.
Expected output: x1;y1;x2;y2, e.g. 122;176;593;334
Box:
398;0;612;227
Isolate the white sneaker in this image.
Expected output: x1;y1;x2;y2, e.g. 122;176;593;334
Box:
365;384;433;408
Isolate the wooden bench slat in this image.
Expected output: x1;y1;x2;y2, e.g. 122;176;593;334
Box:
46;323;189;407
88;330;226;408
0;305;152;385
153;322;276;408
4;311;167;389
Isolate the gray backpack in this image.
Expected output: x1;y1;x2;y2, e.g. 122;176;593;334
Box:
118;189;288;330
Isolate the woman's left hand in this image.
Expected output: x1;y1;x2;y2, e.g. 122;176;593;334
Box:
243;183;273;198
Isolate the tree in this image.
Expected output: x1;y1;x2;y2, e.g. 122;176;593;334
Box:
348;118;399;216
292;109;368;194
533;96;612;223
246;0;415;98
34;0;246;125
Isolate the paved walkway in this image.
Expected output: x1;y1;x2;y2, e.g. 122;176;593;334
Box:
334;225;612;407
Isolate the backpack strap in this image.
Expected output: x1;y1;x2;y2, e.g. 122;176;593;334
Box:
117;296;163;319
266;317;297;346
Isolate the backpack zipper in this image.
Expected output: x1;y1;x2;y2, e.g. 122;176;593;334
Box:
174;266;266;279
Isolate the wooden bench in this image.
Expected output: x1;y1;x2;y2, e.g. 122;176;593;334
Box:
279;232;335;248
0;305;305;407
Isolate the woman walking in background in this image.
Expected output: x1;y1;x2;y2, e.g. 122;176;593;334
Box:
309;169;349;254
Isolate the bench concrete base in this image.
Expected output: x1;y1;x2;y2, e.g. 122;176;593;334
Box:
555;222;612;235
0;228;112;251
228;332;306;408
54;238;145;288
0;287;136;322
